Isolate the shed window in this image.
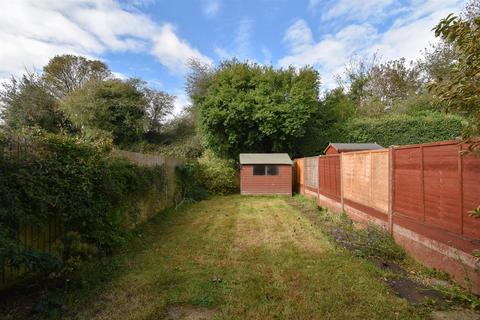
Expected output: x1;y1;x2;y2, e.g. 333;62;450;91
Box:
253;165;266;175
267;165;279;176
252;164;279;176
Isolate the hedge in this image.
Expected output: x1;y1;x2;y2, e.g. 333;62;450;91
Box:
339;113;466;147
0;130;166;280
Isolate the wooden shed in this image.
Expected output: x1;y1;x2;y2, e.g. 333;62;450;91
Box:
324;143;384;155
239;153;293;196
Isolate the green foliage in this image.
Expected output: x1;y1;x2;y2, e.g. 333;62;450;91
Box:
194;60;320;158
175;163;209;201
299;88;356;156
293;195;406;263
61;79;147;146
42;54;111;98
196;150;239;195
0;129;165;277
339;113;465;147
174;150;238;201
431;12;480;152
0;72;71;133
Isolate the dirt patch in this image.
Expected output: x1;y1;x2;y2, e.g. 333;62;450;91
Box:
371;258;407;276
287;197;451;306
162;305;217;320
387;278;445;304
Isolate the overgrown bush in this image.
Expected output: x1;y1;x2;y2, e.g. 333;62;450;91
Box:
174;150;239;203
0;129;165;278
175;163;210;202
196;150;239;195
339;112;465;147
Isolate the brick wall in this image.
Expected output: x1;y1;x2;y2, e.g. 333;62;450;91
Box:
240;164;292;195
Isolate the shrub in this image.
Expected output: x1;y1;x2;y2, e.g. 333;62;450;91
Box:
0;129;165;277
339;112;466;147
174;150;239;202
175;163;209;201
196;150;239;195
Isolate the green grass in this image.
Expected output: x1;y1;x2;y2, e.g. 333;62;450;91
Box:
2;195;429;319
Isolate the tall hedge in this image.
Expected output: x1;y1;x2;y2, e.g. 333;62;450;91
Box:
0;130;165;278
339;113;466;147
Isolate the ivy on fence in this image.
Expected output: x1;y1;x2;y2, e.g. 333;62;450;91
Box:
0;129;166;287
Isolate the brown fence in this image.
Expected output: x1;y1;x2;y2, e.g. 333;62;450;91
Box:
304;156;319;191
295;140;480;293
342;150;389;216
0;141;182;289
318;154;341;200
392;141;480;253
111;149;183;210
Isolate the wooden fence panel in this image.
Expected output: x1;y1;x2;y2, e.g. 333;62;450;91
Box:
393;147;423;220
319;155;341;199
462;149;480;238
293;159;304;192
423;143;461;233
304;156;319;190
393;141;480;237
342;150;388;213
371;151;389;213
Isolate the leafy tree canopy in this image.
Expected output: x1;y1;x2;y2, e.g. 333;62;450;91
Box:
194;60;320;159
431;11;480;151
0;72;70;133
42;54;111;98
61;79;147;145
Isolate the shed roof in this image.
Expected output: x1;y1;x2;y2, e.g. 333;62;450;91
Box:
324;143;384;153
239;153;293;165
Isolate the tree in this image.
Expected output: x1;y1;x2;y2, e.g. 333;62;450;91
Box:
431;11;480;152
185;58;212;101
298;88;356;155
0;72;69;133
418;42;456;84
194;60;320;158
61;79;147;145
142;87;175;133
42;55;111;98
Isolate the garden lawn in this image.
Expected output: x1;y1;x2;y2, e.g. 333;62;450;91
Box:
23;196;428;319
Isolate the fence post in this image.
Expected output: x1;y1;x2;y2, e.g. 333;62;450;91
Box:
317;156;320;201
388;146;394;235
458;143;464;235
340;153;344;212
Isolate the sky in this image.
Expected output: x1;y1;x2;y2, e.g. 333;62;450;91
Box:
0;0;466;114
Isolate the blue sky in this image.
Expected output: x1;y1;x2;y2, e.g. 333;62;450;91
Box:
0;0;465;113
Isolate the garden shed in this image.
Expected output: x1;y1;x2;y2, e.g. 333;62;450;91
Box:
324;143;384;154
239;153;293;196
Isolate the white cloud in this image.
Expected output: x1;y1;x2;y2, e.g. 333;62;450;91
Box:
279;21;377;87
321;0;395;22
308;0;320;10
261;46;273;64
203;0;221;18
283;20;313;54
172;90;191;116
112;71;129;80
0;0;211;79
151;24;213;74
214;18;254;60
280;0;464;89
